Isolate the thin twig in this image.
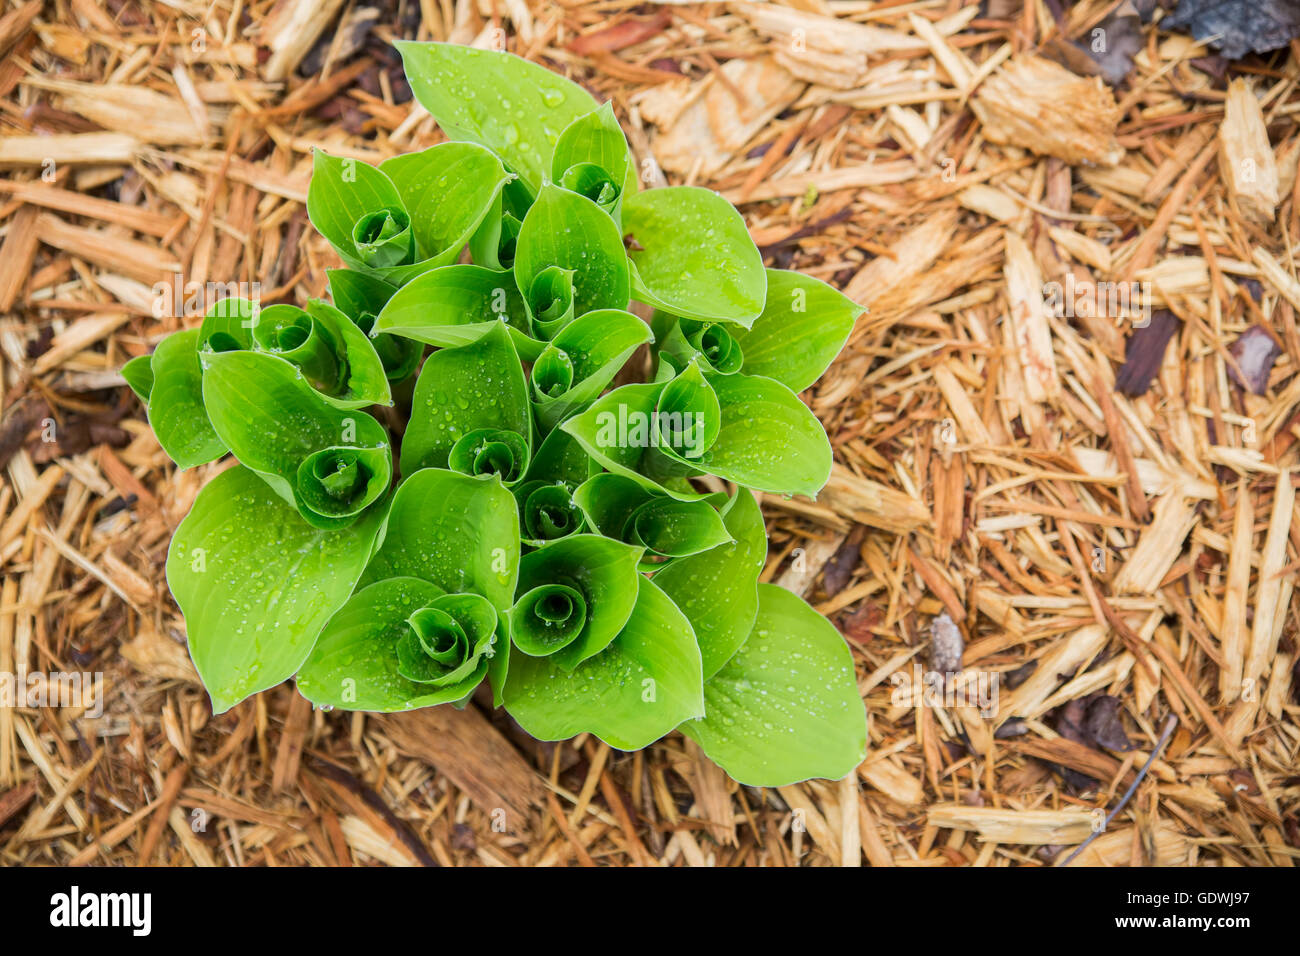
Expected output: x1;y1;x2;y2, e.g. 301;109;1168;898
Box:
1057;714;1179;867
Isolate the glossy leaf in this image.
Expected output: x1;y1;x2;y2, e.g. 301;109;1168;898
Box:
623;186;766;327
550;102;636;219
145;329;226;469
512;534;642;670
681;583;867;786
121;354;154;403
166;466;386;714
503;576;704;750
653;488;765;678
401;322;531;477
734;270;863;391
371;264;541;360
515;183;630;319
396;42;599;197
573;473;730;569
361;467;519;614
200;350;392;529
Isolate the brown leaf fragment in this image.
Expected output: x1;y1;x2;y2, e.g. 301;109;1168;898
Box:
1083;695;1134;751
1115;310;1180;397
821;526;863;598
1228;325;1282;395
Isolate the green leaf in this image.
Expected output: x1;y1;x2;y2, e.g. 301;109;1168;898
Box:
514;479;587;548
401;322;531;477
623;186;766;327
655;314;745;376
198;297;392;410
681;583;866;786
121;354;154;402
468;195;521;271
696;371;832;498
166;465;386;714
530;309;653;431
361;467;520;614
734;270;863;391
297;577;507;711
378;142;511;263
551;102;636;220
396;41;599;198
573;473;731;569
326;269;421;383
652;488;765;678
503;576;704;750
559;380;704;501
307;151;407;269
145;329;226;469
515;183;631;319
200;350;392;529
512;534;642;670
371;264;541;361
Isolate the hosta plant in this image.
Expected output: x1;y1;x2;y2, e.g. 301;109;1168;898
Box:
124;43;868;787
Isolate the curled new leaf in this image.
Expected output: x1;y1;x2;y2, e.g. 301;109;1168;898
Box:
327;269;421;383
529;308;653;431
510;534;642;671
503;576;704;751
307;144;510;285
513;480;587;548
573;473;730;570
297;577;506;711
200;350;392;529
401;321;532;479
551;102;636;222
515;183;631;322
361;467;519;615
655;313;745;376
198;297;391;410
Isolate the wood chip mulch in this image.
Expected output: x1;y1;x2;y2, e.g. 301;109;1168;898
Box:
0;0;1297;866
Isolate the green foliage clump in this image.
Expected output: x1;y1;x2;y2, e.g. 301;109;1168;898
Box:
125;43;867;786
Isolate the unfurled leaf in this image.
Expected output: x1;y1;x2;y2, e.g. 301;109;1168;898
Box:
361;467;520;614
396;41;599;197
503;576;704;750
371;264;540;360
681;583;867;786
733;269;863;391
200;350;392;529
652;487;765;678
166;466;387;714
144;329;226;469
401;321;531;478
121;354;154;403
515;183;631;321
623;186;766;327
